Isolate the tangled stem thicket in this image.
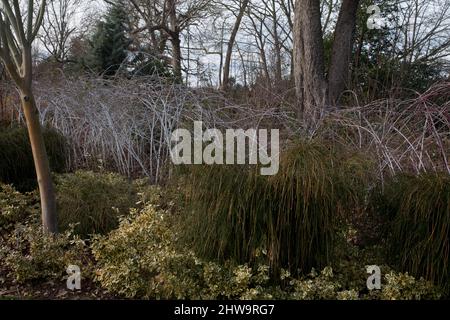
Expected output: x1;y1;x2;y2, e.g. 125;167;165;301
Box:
3;77;449;182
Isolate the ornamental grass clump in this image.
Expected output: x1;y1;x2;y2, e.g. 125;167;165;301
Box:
182;141;368;277
372;173;450;294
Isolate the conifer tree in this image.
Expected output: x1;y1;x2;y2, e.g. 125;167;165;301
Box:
86;0;130;75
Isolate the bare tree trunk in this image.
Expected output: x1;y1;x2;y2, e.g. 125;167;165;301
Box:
237;45;248;87
271;0;283;84
218;21;225;87
168;0;182;83
293;0;327;118
20;89;58;233
328;0;360;105
171;34;182;82
1;0;58;234
222;0;250;90
257;41;271;87
289;50;294;82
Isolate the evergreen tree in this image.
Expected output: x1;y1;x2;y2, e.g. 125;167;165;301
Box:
85;1;130;75
130;49;174;80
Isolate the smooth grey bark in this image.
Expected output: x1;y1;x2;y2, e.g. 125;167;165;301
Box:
222;0;250;90
0;0;58;234
270;0;283;83
328;0;360;105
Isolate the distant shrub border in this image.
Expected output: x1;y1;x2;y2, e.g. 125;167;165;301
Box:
0;125;68;191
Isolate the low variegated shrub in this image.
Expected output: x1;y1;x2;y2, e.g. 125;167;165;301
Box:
91;204;441;300
1;223;92;284
91;205;277;299
0;184;39;235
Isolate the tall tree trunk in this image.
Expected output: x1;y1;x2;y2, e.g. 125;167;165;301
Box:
0;0;58;234
258;42;271;88
328;0;360;105
293;0;327;118
20;88;58;233
271;0;283;84
171;34;182;82
289;50;294;83
168;0;182;83
237;45;248;87
222;0;250;90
